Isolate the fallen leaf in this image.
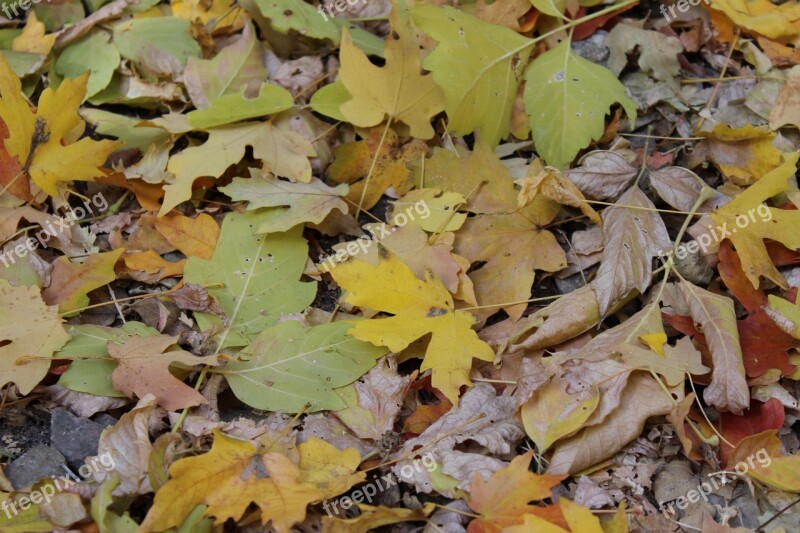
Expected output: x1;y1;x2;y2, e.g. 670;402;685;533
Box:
563;151;638;200
42;249;124;313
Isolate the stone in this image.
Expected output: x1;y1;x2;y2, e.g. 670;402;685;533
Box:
50;408;106;471
5;445;66;490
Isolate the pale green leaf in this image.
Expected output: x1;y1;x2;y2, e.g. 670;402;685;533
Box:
219;171;349;234
79;109;170;153
55;31;120;99
220;320;386;412
57;322;159;398
183;211;317;351
309;81;350;122
523;40;637;168
529;0;568;19
187;83;294;129
112;17;200;78
412;4;532;146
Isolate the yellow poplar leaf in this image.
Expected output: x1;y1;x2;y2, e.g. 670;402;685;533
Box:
640;332;667;357
0;280;70;395
467;452;565;532
139;431;364;532
42;249;124;313
0;55;121;197
327;127;426;210
171;0;246;30
327;246;494;404
708;0;800;40
338;2;445;139
521;377;600;453
698;124;783;186
710;152;800;289
153;212;220;259
11;13;55;56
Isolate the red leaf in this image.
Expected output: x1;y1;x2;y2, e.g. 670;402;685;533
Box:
719;398;784;466
571;3;637;41
738;309;798;378
719;240;766;312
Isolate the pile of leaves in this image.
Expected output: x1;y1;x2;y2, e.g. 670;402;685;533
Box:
2;0;800;530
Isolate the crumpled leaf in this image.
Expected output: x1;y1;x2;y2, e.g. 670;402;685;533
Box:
109;335;219;411
337;3;445;139
183;211;317;351
0;280;70;395
524;40;637;169
678;279;749;414
592;187;671;316
139;431;364;532
327;246;493;403
219;320;385;413
517;163;601;225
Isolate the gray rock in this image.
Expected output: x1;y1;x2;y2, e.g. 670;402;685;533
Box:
572;31;609;65
50;408;106;470
5;445;66;490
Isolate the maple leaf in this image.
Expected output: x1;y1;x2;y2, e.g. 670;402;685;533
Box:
698;124;784;186
322;503;435;532
160;122;315;216
0;280;70;395
337;2;445;139
220;171;349;233
0;55;121;197
42;249;124;313
327;127;426;210
109;335;219;411
415;140;567;320
139;431;364;532
467;452;564;532
327;247;494;404
12;13;55;56
152;212;220;260
710;152;800;289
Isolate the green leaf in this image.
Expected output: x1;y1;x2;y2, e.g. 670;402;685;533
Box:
183;211;317;352
412;4;532;146
529;0;568;19
220;320;386;412
57;322;160;397
112;17;200;78
55;31;120;99
308;81;350;122
79;109;171;153
523;40;637;169
187;83;294;129
219;171;349;234
252;0;385;57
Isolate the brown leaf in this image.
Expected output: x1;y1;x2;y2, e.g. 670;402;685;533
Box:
563;151;638;200
678;279;749;414
592;187;671;316
648;166;705;212
109;335;219;411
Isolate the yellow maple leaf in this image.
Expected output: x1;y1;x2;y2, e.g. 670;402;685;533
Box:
338;0;445;139
325;247;494;404
517;163;601;225
710;152;800;289
327;127;426;210
708;0;800;40
139;431;364;532
171;0;246;31
11;13;55;56
698;124;783;186
0;55;121;197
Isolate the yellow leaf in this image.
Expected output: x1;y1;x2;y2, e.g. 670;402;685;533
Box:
153;212;220;259
708;0;800;40
139;431;364;532
11;13;55;56
698;124;783;186
640;332;667;357
326;246;494;404
338;1;445;139
171;0;246;30
467;452;564;532
322;503;435;532
559;498;606;533
517;164;601;225
521;378;599;453
0;55;121;197
710;152;800;289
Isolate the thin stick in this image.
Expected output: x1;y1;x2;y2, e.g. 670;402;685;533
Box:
356;119;393;219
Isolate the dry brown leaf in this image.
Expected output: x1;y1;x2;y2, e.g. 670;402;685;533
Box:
563;151;638;200
648;167;705;212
